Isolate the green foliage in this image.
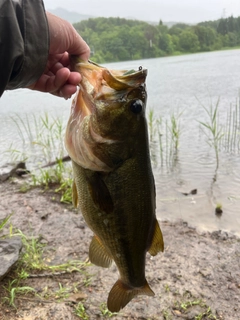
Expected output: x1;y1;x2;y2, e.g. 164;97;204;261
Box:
8;112;66;165
7;112;74;204
3;279;35;308
1;228;91;309
73;15;240;63
148;109;183;168
0;214;12;234
179;30;200;52
75;302;89;319
99;302;118;317
198;98;224;168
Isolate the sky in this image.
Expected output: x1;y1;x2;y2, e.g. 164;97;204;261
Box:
43;0;240;24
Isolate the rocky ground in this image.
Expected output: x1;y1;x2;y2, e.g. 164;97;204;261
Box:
0;179;239;320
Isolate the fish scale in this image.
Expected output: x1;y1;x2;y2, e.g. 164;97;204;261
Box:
65;59;164;312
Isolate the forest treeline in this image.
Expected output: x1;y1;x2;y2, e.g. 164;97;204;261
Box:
73;16;240;63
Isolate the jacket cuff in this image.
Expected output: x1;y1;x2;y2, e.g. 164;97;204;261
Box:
8;0;49;89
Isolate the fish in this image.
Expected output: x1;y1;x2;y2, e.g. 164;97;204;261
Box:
65;59;164;312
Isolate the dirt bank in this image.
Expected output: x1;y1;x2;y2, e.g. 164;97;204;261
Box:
0;180;239;320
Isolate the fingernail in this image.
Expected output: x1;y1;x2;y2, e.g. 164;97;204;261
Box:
59;90;64;97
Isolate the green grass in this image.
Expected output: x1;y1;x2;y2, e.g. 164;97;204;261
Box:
198;98;224;169
174;298;218;320
223;97;240;153
0;214;12;234
1;227;91;308
197;96;240;173
15;229;90;273
6;112;74;204
74;302;89;319
7;112;67;166
99;302;118;317
148;109;182;168
3;279;35;308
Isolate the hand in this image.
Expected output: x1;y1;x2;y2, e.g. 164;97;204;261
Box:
29;12;90;99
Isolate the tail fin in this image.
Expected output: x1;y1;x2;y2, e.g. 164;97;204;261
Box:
107;279;154;313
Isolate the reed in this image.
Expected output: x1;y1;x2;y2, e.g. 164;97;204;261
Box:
148;108;156;142
148;110;182;168
223;97;240;153
6;113;73;202
9;112;66;165
198;98;223;168
156;118;164;166
169;112;182;150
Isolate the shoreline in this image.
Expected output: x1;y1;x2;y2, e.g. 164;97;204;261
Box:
0;179;239;319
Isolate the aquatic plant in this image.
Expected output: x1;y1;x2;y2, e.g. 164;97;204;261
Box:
148;109;182;168
198;98;224;168
8;112;66;165
6;113;73;199
148;108;157;142
222;97;240;153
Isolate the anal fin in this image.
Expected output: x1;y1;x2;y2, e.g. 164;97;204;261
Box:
89;235;113;268
107;279;154;313
148;220;164;256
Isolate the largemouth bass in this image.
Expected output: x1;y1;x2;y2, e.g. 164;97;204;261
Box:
65;59;164;312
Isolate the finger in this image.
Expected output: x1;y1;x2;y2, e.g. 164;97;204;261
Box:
53;68;71;89
59;84;79;98
48;61;64;74
58;52;71;67
29;68;70;93
67;72;81;86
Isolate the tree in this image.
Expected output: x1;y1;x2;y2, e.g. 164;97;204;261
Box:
73;15;240;63
168;26;183;36
179;30;200;52
193;25;217;51
217;18;228;35
158;34;174;54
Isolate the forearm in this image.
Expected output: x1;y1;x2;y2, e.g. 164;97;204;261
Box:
0;0;49;96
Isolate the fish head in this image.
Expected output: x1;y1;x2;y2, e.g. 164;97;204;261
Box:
65;59;148;172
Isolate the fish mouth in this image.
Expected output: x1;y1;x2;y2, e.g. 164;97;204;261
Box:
69;59;148;129
65;59;148;171
73;59;147;104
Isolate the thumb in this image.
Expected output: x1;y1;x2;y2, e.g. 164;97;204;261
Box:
46;12;90;61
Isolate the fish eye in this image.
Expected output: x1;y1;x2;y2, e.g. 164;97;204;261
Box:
130;99;143;114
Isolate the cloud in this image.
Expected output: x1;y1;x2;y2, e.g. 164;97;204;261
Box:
43;0;240;23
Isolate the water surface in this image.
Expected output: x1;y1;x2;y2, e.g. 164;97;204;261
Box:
1;49;240;235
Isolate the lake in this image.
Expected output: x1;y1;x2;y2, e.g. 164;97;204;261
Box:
1;49;240;236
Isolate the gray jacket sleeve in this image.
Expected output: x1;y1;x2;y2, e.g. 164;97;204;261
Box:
0;0;49;96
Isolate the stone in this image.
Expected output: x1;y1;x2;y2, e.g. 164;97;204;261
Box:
0;236;22;280
0;162;28;182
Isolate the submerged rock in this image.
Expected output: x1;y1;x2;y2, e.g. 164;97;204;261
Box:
0;236;22;280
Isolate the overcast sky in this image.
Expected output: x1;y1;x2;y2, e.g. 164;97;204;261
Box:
44;0;240;23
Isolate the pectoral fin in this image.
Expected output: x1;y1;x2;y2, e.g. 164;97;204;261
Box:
72;179;79;208
107;279;154;313
148;220;164;256
89;235;112;268
87;172;114;214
